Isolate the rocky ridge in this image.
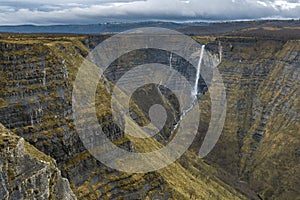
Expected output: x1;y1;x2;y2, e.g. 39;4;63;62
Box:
194;36;300;199
0;25;299;199
0;123;76;199
0;34;248;199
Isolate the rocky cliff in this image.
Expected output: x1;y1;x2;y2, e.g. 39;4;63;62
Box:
194;36;300;199
0;123;76;199
0;23;299;199
0;34;247;199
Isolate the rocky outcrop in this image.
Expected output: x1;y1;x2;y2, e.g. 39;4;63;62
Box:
1;30;298;199
0;123;76;199
0;36;173;199
0;34;248;199
197;37;300;199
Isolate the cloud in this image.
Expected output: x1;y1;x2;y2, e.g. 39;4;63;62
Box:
0;0;299;25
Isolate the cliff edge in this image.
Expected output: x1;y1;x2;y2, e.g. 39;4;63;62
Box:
0;123;76;200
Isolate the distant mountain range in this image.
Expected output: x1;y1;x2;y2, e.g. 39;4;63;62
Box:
0;21;206;34
0;20;299;35
0;19;299;199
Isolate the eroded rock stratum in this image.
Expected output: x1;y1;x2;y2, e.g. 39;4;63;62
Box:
0;123;76;200
0;27;299;199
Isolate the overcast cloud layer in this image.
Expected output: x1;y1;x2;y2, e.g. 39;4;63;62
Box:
0;0;299;25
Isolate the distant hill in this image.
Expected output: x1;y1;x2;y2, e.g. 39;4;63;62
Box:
0;20;299;37
0;21;206;34
0;20;299;199
178;19;300;38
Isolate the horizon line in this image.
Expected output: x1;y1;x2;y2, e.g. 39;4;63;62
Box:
0;18;299;27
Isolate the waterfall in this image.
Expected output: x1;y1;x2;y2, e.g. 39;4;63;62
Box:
218;41;222;62
153;46;207;135
62;59;69;78
157;81;163;98
171;45;206;133
169;52;173;69
192;45;205;98
43;69;46;86
37;105;43;124
157;53;172;99
30;113;34;126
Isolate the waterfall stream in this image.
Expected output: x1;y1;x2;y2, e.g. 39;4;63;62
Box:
62;59;69;78
30;113;34;126
171;45;206;133
154;46;206;136
157;52;174;102
43;69;46;86
169;52;173;69
192;45;205;99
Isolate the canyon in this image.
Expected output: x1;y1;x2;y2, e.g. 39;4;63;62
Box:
0;21;299;199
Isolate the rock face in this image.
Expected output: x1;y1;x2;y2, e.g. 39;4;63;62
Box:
0;26;299;199
0;123;76;200
0;35;246;199
0;36;168;199
196;37;300;199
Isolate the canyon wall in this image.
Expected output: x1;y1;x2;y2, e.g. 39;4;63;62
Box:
0;30;299;199
197;36;300;199
0;123;76;199
0;34;247;199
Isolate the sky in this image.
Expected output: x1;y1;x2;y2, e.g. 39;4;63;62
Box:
0;0;299;25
